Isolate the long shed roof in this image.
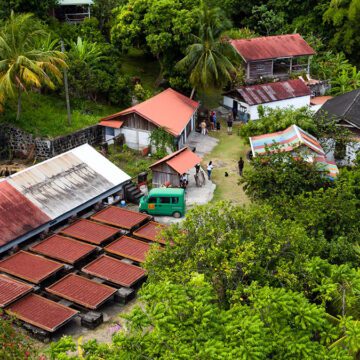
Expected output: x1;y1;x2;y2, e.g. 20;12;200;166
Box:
0;144;130;252
231;34;315;62
0;274;33;308
133;221;169;245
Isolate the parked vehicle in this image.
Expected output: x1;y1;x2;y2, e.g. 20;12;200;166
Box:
139;188;185;218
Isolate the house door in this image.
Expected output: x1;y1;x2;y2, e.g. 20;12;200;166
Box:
232;100;238;120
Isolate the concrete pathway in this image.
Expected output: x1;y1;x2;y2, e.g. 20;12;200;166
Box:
185;131;219;158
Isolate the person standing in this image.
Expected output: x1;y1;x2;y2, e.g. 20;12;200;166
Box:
195;163;201;174
232;106;238;122
201;120;207;135
238;157;244;176
213;111;217;130
227;113;233;135
207;161;214;180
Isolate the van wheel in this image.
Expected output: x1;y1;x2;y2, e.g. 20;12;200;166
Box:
173;211;181;218
140;210;148;214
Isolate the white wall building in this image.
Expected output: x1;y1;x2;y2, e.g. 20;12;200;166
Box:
223;79;311;121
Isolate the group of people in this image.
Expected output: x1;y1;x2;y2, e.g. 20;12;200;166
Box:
200;109;237;136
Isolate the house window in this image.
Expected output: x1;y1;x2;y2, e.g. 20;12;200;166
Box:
105;127;115;137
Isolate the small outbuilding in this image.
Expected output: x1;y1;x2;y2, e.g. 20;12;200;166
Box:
99;88;199;150
231;34;316;83
223;79;311;121
150;147;201;187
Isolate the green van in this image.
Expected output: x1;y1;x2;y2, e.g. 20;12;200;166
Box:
139;188;185;218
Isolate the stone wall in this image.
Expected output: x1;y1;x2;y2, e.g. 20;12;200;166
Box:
0;124;104;160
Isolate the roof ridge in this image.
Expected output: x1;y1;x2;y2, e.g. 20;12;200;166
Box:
342;89;360;119
232;33;301;42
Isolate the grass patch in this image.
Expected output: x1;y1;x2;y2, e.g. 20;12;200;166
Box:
119;48;159;92
0;92;119;138
202;119;251;205
107;145;154;178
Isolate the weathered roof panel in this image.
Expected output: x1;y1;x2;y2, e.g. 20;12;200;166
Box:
91;206;150;230
133;221;169;244
61;219;120;245
231;34;315;62
0;274;33;308
82;255;146;287
6;294;78;332
30;234;96;264
0;251;64;284
0;181;50;247
46;274;116;310
105;236;152;263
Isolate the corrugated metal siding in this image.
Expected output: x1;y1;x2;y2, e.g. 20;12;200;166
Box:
6;294;78;332
0;274;33;307
82;255;146;287
235;80;310;106
91;207;150;230
133;222;168;244
30;235;96;264
46;274;116;310
0;251;63;284
61;219;119;245
0;181;50;247
231;34;315;61
105;236;151;263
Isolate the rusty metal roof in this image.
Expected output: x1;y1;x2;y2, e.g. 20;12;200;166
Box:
133;221;168;244
226;79;310;106
46;274;116;310
105;236;151;263
0;181;50;247
91;206;151;230
30;235;96;264
61;219;120;245
231;34;315;62
6;293;78;332
150;147;201;175
82;255;146;287
100;88;199;136
0;251;64;284
0;274;33;307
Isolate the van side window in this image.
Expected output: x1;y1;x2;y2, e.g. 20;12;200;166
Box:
148;197;157;203
159;197;171;204
171;197;179;204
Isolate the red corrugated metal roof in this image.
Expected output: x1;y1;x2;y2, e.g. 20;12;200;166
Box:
231;79;310;106
98;120;124;129
46;274;116;310
0;181;50;247
150;147;201;175
82;255;146;287
61;219;119;245
30;235;96;264
6;293;78;332
0;274;33;307
133;221;168;244
0;251;64;284
100;88;199;136
91;207;150;230
231;34;315;62
105;236;151;263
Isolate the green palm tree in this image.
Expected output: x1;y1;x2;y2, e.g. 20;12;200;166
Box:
0;12;67;121
176;2;239;99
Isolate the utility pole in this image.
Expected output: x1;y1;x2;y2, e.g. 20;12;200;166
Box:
60;40;71;126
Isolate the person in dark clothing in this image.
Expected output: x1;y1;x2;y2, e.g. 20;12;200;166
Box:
195;163;201;174
227;113;233;134
238;157;244;176
232;107;238;121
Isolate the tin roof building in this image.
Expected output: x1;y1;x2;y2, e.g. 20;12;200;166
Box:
0;144;130;254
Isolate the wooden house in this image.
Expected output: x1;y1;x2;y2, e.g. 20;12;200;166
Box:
99;89;199;151
231;34;316;83
150;147;201;188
